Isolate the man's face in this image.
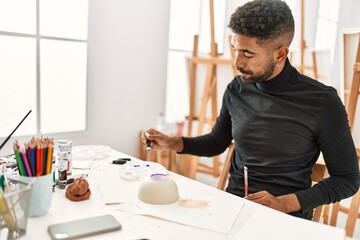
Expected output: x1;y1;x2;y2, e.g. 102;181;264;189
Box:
231;33;278;84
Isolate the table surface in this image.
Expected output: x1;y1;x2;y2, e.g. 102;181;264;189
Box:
19;146;350;240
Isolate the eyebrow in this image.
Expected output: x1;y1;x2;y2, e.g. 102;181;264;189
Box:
231;44;257;55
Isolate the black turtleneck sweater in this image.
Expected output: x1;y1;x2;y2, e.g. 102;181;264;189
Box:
181;59;359;219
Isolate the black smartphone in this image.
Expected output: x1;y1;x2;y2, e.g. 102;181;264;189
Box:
112;158;131;165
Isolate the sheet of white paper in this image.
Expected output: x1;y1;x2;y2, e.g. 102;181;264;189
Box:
117;195;244;235
72;145;113;169
97;172;140;204
73;145;112;160
96;161;167;204
72;160;94;169
233;208;345;240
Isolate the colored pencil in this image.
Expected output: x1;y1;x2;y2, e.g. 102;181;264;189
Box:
29;144;36;176
18;151;28;176
13;143;25;176
21;151;32;177
43;146;48;175
39;143;44;176
0;189;16;231
36;143;41;176
46;143;53;174
13;137;54;177
25;143;31;166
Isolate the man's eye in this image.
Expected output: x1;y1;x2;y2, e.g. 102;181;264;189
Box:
244;52;254;58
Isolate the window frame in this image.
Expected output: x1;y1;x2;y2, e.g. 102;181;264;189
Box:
0;0;89;137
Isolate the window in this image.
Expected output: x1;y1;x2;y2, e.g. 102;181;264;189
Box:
315;0;340;59
0;0;88;137
313;0;340;85
165;0;226;123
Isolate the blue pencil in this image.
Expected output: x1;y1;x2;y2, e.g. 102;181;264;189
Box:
30;146;36;176
43;147;48;175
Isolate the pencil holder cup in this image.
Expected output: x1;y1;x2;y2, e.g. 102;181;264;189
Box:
19;173;53;217
0;178;33;239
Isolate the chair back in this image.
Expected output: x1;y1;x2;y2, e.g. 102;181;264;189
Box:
216;143;235;190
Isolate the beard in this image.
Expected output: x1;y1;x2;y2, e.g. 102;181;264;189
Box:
238;60;277;84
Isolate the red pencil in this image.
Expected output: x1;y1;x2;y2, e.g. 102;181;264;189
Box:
39;143;44;176
36;142;41;176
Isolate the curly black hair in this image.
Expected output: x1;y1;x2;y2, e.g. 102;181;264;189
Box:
228;0;294;46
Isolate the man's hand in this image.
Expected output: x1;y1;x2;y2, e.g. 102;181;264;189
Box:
245;191;301;213
141;129;183;152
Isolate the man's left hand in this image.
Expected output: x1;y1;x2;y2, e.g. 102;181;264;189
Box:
245;190;300;213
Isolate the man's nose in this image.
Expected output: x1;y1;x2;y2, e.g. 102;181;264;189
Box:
234;53;245;69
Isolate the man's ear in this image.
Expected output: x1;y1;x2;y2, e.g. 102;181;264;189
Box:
275;46;289;63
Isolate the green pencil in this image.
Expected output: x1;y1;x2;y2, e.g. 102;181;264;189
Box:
13;143;25;176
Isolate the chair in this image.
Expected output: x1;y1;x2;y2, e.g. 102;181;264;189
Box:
330;189;360;237
216;143;329;223
216;143;235;190
328;34;360;237
329;149;360;237
310;161;329;223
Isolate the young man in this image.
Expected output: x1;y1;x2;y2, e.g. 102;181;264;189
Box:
142;0;359;219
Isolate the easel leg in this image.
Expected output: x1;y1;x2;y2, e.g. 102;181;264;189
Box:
344;189;360;237
311;51;319;80
187;58;197;137
197;64;215;135
187;35;200;137
210;67;220;177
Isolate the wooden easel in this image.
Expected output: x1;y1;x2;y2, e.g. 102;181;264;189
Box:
290;0;319;79
181;0;236;179
345;36;360;127
329;34;360;238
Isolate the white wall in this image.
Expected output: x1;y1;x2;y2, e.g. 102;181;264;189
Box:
2;0;360;157
82;0;170;156
0;0;170;157
332;0;360;89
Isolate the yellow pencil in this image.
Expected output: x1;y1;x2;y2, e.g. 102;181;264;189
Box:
0;190;15;231
46;143;53;174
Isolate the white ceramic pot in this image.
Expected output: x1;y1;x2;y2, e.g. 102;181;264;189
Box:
138;173;179;204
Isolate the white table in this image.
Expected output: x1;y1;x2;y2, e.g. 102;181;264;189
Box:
22;146;348;240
